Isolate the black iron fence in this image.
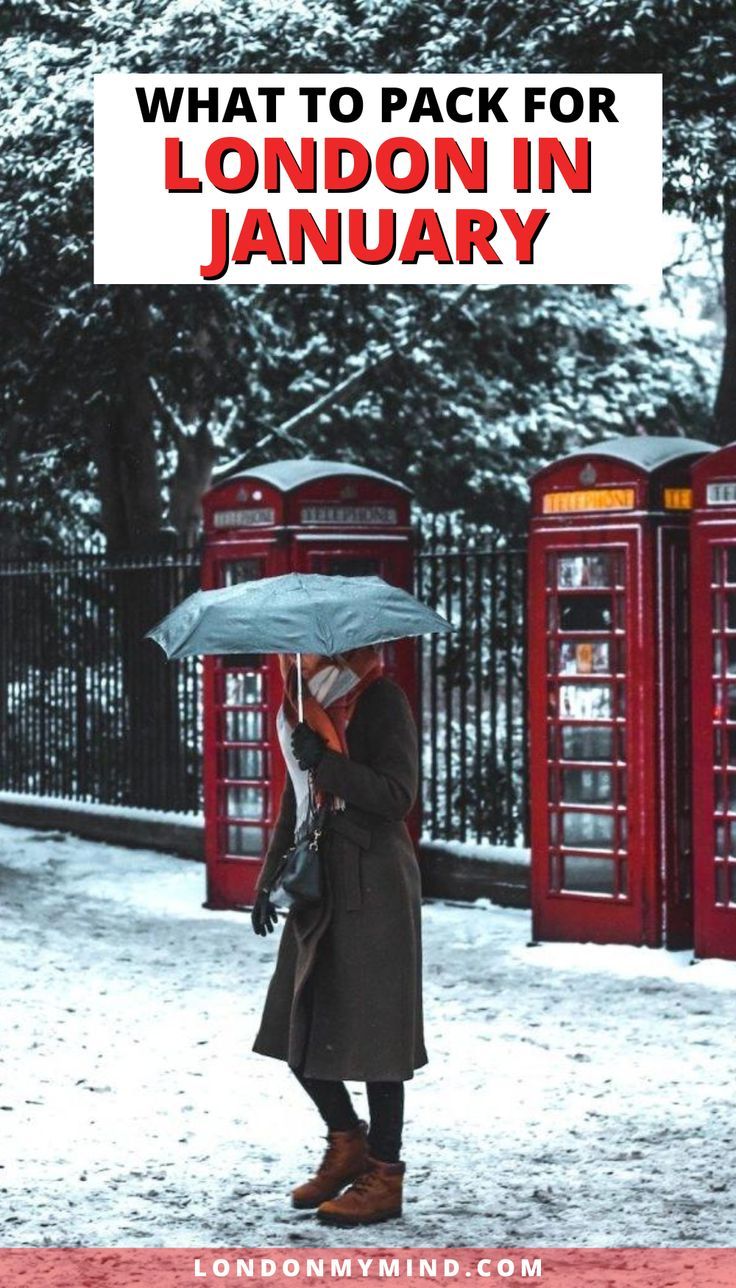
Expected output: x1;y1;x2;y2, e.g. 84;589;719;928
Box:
0;528;528;846
417;521;528;847
0;551;202;814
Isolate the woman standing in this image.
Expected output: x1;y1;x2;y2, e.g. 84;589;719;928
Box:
251;645;426;1227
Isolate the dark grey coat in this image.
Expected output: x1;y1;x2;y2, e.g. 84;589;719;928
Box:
252;676;427;1082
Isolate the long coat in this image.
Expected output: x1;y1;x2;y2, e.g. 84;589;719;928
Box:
252;676;427;1082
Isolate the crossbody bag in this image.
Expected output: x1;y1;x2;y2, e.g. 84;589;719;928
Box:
271;776;331;911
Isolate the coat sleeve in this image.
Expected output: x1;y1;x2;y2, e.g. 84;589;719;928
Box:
255;776;296;894
312;681;418;822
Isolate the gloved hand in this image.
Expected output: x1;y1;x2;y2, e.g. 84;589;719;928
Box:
291;721;327;771
251;889;279;936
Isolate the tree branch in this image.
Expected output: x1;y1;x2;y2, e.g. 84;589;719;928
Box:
216;401;241;440
149;376;189;446
214;285;475;482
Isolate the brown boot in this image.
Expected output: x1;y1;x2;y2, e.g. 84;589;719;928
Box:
291;1121;368;1209
317;1155;404;1226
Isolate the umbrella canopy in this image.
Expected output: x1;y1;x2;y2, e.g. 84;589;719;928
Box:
146;572;452;661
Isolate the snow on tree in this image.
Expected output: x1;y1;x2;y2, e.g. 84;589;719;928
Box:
0;0;727;550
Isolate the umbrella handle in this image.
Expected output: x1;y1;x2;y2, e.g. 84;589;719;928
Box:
296;652;304;723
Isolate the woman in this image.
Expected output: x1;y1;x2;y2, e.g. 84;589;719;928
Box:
251;644;426;1227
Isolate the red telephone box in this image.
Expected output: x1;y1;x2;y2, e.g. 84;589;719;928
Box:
528;437;713;947
201;459;414;909
690;443;736;960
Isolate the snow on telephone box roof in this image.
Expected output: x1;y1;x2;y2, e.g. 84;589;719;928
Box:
215;458;413;494
530;436;716;516
554;436;715;474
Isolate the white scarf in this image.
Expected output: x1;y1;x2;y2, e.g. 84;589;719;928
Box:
277;663;362;833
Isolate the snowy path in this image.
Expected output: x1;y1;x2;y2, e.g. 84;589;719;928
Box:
2;822;736;1249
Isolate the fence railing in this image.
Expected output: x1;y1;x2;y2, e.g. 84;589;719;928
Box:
0;528;528;846
416;521;528;847
0;551;202;813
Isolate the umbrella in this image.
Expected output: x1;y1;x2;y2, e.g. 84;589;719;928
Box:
146;572;452;719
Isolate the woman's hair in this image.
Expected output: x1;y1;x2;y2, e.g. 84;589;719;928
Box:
336;645;383;667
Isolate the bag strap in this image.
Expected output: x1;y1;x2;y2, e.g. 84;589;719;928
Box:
307;771;333;838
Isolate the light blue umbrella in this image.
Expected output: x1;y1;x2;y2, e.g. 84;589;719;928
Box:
146;572;452;719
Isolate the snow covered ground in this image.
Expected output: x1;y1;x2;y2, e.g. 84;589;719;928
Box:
2;822;736;1249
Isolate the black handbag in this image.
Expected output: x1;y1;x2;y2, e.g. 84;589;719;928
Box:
272;780;330;911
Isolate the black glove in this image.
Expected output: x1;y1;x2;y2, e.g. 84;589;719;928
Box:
291;721;327;771
251;889;279;936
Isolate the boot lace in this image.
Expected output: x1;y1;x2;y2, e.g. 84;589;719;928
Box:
349;1166;380;1195
318;1129;359;1176
317;1138;341;1175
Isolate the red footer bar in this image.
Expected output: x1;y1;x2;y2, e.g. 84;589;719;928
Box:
0;1248;735;1288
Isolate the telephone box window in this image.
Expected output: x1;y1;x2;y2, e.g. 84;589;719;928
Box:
225;785;264;820
715;683;736;722
714;821;731;858
559;724;616;761
562;855;617;895
224;747;264;780
714;725;736;765
557;593;613;632
706;538;736;932
541;545;628;907
222;672;263;705
559;683;613;720
561;768;615;804
199;561;272;873
224;709;263;743
562;811;615;847
713;637;736;675
222;559;262;586
713;592;736;630
556;553;617;588
549;853;562;891
715;773;736;813
557;640;611;675
226;824;264;857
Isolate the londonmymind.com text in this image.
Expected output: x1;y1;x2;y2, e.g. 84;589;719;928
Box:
192;1256;543;1279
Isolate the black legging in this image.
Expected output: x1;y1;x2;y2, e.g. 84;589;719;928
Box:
294;1069;404;1164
